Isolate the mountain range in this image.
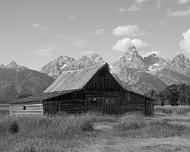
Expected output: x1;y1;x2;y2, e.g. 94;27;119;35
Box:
40;54;105;78
41;46;190;94
1;47;190;103
0;61;54;103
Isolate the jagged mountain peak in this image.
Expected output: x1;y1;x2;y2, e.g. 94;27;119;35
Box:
112;47;147;72
7;60;18;68
40;54;105;78
128;46;138;54
79;55;90;61
144;53;166;64
55;56;75;63
90;54;105;64
175;53;185;58
172;53;189;63
123;46;139;57
166;53;190;76
169;53;190;67
5;61;27;71
143;53;167;74
147;53;159;58
0;64;6;69
151;53;158;56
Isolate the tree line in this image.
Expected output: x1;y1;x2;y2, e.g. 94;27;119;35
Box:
145;84;190;106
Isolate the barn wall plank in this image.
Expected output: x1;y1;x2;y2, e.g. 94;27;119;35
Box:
10;104;43;116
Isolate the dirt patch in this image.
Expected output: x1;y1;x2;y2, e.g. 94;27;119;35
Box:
94;122;117;132
90;120;190;152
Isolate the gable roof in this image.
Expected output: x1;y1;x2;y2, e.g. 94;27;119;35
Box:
11;63;154;104
45;63;107;92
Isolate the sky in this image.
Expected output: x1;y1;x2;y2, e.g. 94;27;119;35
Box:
0;0;190;70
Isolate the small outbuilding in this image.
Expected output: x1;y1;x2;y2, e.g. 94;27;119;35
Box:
10;63;154;116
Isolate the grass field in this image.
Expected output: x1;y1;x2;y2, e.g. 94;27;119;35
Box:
1;106;190;151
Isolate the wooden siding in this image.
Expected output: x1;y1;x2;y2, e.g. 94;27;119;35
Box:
43;100;85;114
10;104;43;116
120;102;145;113
86;67;121;90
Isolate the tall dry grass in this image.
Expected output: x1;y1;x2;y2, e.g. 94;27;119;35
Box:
155;106;190;115
0;112;117;152
1;109;190;151
113;113;190;138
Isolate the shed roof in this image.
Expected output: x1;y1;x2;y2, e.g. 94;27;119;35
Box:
11;90;77;104
44;63;106;92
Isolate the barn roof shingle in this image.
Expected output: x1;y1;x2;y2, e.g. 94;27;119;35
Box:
44;63;106;92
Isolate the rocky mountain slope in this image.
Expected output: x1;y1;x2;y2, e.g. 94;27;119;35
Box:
40;47;190;94
0;62;54;103
111;48;167;93
166;54;190;77
111;66;167;93
112;47;147;72
40;54;105;78
144;53;167;74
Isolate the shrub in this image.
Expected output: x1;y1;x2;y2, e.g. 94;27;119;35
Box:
113;114;147;131
9;121;19;134
0;117;19;134
79;116;93;131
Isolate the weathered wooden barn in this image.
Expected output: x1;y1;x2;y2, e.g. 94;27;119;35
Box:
10;63;154;116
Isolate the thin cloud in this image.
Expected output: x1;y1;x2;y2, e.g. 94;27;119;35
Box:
112;38;148;52
128;0;150;12
178;0;190;4
135;0;149;4
69;15;76;20
32;46;57;57
73;39;86;48
118;8;126;13
59;34;88;48
112;25;145;37
32;23;48;30
128;4;141;12
32;23;40;27
156;0;161;8
167;8;190;17
94;29;105;35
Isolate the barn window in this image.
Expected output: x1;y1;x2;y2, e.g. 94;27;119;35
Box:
23;106;26;110
89;97;96;102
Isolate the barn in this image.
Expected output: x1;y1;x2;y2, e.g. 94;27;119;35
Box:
10;63;154;116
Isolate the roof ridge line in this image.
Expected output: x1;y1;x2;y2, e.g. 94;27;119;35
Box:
60;63;106;73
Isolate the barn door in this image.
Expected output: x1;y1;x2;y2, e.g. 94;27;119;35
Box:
88;97;98;112
48;101;57;114
103;97;120;114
